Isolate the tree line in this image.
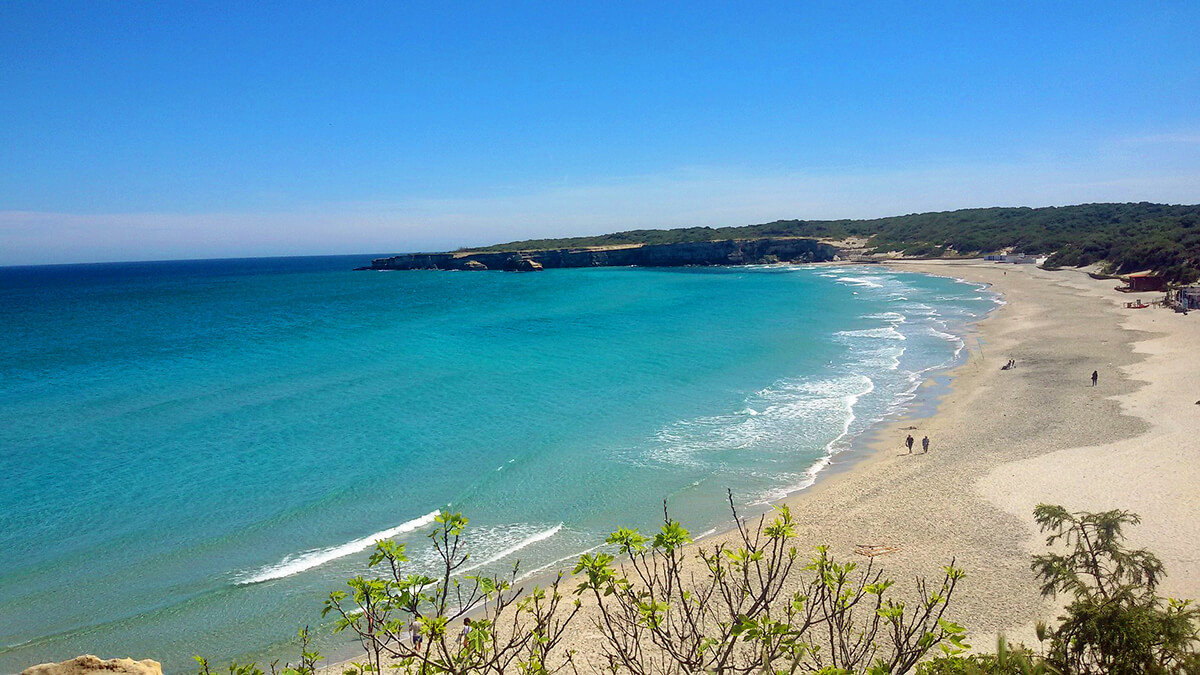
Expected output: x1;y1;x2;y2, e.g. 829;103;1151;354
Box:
466;203;1200;282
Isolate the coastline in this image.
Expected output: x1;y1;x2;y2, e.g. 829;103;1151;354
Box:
550;259;1197;666
317;259;1198;671
757;259;1196;645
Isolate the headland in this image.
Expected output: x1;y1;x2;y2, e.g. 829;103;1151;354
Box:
363;237;838;271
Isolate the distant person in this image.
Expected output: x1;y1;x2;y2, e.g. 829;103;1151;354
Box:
410;620;423;651
922;435;930;454
1091;370;1098;387
905;434;914;454
461;617;472;648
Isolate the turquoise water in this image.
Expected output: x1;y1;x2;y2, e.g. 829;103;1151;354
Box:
0;257;996;672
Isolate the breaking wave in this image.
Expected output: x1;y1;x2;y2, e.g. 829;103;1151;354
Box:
237;510;440;584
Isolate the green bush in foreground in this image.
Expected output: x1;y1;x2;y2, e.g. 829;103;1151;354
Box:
315;493;967;674
917;636;1053;675
196;502;1198;674
1030;505;1200;675
574;495;966;673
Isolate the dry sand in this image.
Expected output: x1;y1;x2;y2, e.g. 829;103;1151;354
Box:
745;259;1199;647
326;260;1200;670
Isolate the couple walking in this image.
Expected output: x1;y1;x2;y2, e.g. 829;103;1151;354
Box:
905;434;929;454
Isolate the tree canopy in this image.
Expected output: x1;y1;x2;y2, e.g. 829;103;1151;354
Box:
466;203;1200;282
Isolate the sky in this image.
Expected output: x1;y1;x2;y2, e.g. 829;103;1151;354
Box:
2;2;1198;265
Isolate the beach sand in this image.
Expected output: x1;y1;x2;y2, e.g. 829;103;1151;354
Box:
324;260;1200;670
557;260;1200;665
740;259;1198;648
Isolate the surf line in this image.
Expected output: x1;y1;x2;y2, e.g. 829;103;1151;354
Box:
458;524;565;576
238;510;441;585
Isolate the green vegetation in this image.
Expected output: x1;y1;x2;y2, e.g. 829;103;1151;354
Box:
1030;505;1200;674
574;496;967;673
919;505;1200;675
199;503;1198;674
466;203;1200;282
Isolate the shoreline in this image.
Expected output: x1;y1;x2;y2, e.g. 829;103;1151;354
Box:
315;262;1015;672
312;263;998;673
543;259;1197;666
317;259;1198;672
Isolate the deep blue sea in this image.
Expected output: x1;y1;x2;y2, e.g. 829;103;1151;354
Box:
0;256;997;672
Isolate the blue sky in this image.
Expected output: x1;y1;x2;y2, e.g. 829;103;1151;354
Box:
2;2;1198;264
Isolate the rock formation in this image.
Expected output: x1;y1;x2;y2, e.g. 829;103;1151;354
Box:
21;655;162;675
366;238;836;271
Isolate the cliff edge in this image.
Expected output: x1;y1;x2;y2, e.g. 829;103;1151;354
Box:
365;237;837;271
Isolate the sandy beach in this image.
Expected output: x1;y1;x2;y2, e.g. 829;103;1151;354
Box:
751;259;1198;647
324;259;1200;671
559;259;1200;664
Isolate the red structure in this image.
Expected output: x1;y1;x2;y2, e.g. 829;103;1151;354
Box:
1117;272;1165;293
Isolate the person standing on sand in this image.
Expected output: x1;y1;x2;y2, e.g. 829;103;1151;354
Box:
922;435;930;454
1092;370;1098;387
461;617;473;649
410;619;423;651
905;434;914;454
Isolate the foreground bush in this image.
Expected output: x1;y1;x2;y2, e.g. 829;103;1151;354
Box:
196;501;1199;674
316;494;966;674
575;495;967;673
1030;505;1200;674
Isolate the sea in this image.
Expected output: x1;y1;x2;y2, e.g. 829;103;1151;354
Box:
0;256;998;673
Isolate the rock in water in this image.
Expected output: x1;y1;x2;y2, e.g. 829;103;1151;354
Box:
22;655;163;675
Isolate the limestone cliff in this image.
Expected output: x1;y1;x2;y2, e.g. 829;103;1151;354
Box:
365;238;837;271
21;655;162;675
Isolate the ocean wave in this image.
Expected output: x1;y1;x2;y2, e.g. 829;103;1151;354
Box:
834;276;884;289
517;543;603;582
648;374;875;467
862;311;906;323
835;326;906;340
924;325;965;348
754;374;875;503
237;510;440;584
460;524;564;574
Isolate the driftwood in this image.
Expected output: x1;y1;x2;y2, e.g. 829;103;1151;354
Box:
855;544;901;558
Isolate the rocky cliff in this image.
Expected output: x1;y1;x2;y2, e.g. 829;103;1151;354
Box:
365;238;836;271
21;656;162;675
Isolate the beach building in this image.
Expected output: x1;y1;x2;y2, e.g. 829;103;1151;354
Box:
986;252;1038;264
1118;272;1166;293
1179;286;1200;310
1003;254;1038;264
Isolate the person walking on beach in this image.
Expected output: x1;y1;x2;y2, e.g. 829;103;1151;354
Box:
1091;370;1098;387
460;617;473;649
410;620;424;651
905;434;914;454
922;435;930;454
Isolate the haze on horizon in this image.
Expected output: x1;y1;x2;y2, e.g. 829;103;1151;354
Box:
2;2;1198;266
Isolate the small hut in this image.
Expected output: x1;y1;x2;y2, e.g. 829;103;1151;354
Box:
1118;272;1165;293
1180;286;1200;310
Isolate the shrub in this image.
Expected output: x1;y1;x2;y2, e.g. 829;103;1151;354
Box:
1031;505;1200;675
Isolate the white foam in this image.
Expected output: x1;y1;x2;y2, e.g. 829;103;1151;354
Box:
461;524;564;574
863;311;906;323
835;326;906;340
516;543;603;582
835;276;884;289
755;374;875;503
238;510;440;584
